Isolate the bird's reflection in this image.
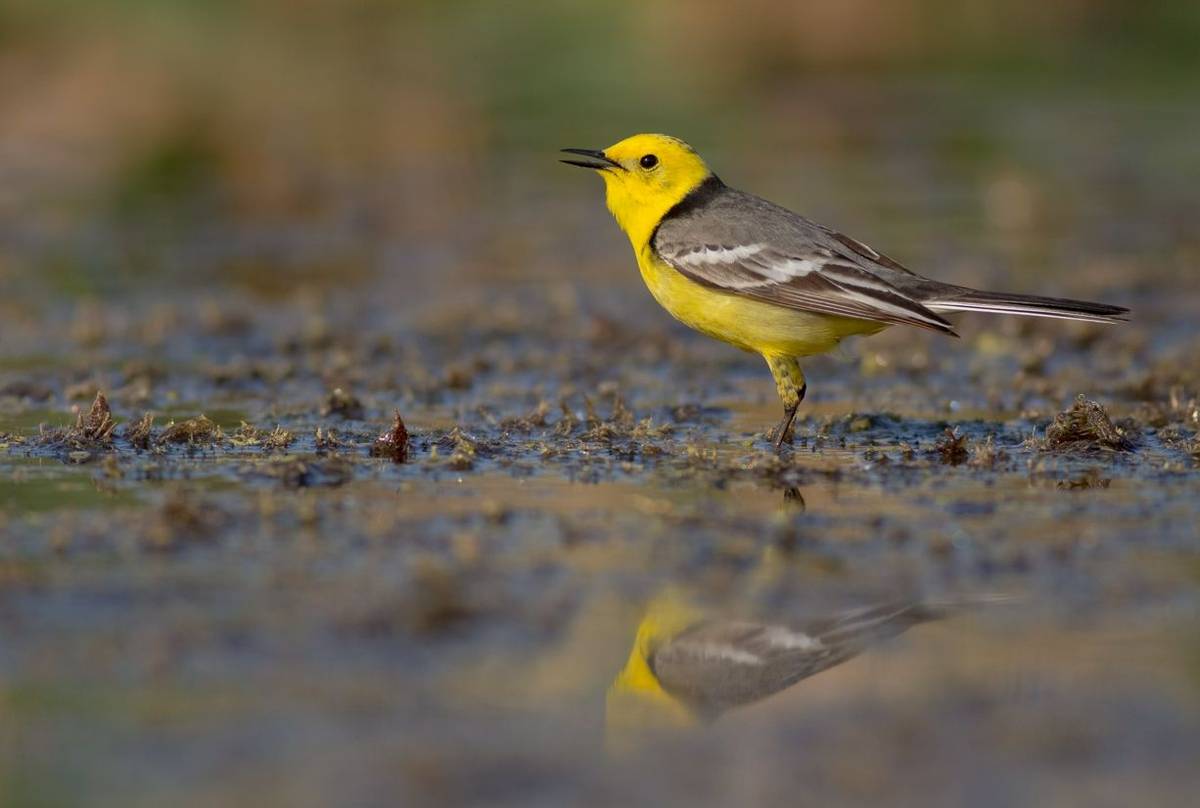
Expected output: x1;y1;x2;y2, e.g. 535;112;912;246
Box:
606;591;955;741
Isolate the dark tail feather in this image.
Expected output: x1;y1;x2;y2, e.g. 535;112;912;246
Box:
926;289;1129;324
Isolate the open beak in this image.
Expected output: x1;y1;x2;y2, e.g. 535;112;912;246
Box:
560;148;623;171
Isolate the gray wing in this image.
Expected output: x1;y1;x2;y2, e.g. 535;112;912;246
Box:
649;601;935;719
652;187;958;335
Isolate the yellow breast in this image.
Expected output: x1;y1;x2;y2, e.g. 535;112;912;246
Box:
635;247;885;356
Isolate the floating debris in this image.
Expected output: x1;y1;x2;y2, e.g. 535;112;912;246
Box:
554;400;579;437
315;426;347;452
76;392;117;445
35;391;117;452
124;413;155;449
262;426;295;452
969;435;1009;469
571;392;664;446
159;414;223;445
229;421;263;447
229;421;295;452
1034;395;1137;453
442;427;476;471
935;427;969;465
370;410;409;462
631;417;673;441
322;387;365;420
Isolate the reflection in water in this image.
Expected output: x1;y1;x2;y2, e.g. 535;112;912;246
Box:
606;592;950;743
782;486;806;510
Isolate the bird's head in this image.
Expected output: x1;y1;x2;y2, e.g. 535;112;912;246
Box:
562;133;715;246
605;598;701;751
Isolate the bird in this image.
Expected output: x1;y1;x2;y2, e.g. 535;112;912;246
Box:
605;591;949;741
562;134;1128;449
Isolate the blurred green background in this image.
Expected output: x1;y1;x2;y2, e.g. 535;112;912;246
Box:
2;0;1198;317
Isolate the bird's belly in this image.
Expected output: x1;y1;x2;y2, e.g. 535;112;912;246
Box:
636;252;884;356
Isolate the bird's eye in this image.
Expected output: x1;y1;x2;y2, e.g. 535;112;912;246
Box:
639;154;659;169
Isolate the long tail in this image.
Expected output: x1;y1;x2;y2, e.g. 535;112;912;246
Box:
925;289;1129;324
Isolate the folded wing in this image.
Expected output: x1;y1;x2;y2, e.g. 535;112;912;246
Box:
650;601;937;718
653;184;1127;331
652;189;958;335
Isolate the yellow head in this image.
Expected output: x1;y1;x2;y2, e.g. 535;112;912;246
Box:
562;134;715;248
604;590;703;750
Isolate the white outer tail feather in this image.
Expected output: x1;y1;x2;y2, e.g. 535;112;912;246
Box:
926;291;1129;324
927;301;1124;324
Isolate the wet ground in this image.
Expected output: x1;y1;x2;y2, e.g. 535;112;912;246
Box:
3;85;1200;805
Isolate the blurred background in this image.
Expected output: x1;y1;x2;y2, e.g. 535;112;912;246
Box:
2;0;1197;326
3;2;1200;806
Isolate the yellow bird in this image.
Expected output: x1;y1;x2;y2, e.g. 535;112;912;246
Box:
606;591;944;742
563;134;1128;448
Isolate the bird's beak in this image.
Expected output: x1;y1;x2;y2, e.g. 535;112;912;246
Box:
560;148;623;171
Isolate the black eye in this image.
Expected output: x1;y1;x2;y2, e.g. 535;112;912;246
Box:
639;154;658;169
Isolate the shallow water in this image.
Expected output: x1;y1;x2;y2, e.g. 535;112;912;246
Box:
3;345;1199;805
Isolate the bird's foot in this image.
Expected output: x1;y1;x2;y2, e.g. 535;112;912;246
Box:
769;408;799;451
768;426;792;450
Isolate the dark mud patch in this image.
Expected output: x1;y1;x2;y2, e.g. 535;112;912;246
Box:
1031;395;1138;454
239;454;355;488
370;411;409;462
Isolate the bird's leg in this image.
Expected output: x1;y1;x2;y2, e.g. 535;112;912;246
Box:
764;354;807;450
771;402;801;450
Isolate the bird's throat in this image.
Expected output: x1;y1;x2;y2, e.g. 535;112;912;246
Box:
604;173;720;251
604;182;670;251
